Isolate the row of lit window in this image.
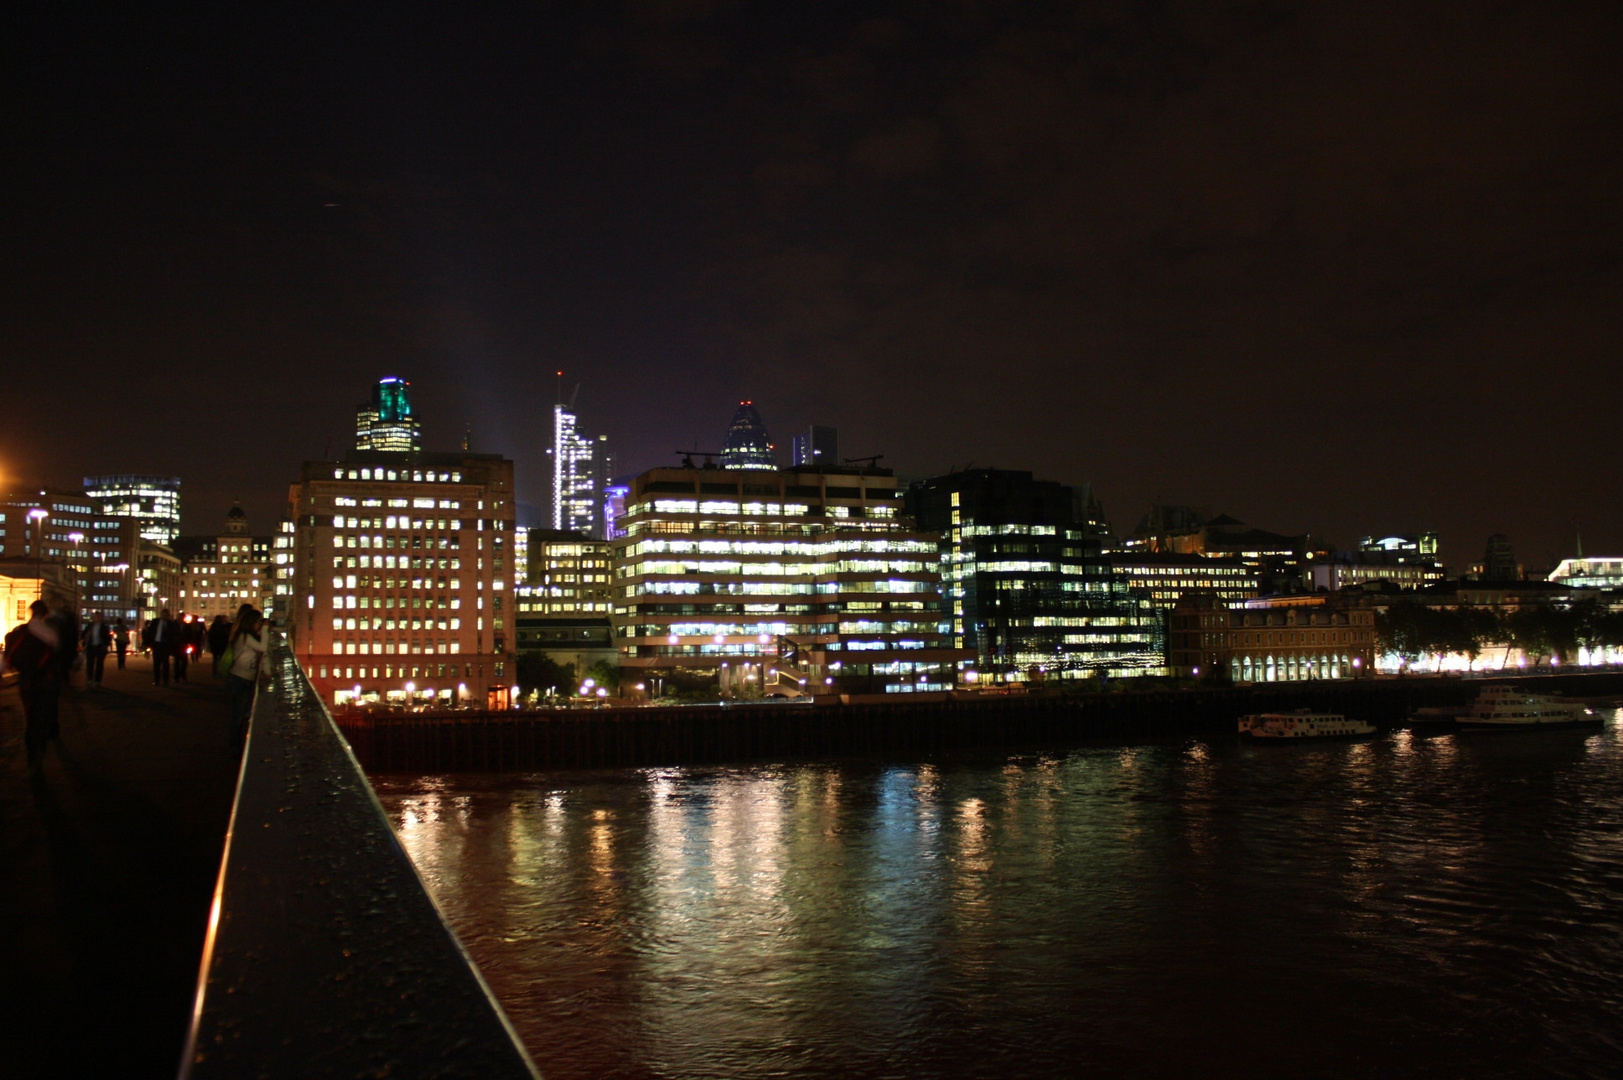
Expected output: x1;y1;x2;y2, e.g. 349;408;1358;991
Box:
331;467;463;483
330;615;493;631
332;640;462;655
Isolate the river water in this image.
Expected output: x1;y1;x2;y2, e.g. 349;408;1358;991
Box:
375;713;1623;1080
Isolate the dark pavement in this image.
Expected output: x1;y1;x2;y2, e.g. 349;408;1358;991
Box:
0;655;240;1080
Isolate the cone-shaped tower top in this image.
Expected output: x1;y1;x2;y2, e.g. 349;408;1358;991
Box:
720;401;776;471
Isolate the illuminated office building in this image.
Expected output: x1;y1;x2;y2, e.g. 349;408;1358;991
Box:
719;402;776;471
551;404;602;536
1104;553;1262;609
614;464;972;696
602;481;630;540
1547;556;1623;589
84;474;181;545
518;530;613;615
1;489;146;620
176;506;272;621
909;469;1164;681
287;450;516;709
355;376;422;452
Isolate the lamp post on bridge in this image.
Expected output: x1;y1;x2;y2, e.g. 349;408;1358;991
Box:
27;508;49;597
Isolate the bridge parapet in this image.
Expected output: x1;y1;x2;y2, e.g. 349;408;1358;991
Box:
182;635;538;1079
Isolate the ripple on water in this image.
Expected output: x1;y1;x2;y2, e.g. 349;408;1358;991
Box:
374;718;1623;1080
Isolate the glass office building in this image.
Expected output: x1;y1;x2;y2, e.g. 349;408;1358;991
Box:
909;469;1164;681
615;464;973;696
355;376;423;452
84;474;181;545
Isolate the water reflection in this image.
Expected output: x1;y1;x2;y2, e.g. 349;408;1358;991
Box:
378;714;1623;1080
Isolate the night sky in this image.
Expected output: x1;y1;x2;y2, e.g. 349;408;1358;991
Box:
5;2;1620;568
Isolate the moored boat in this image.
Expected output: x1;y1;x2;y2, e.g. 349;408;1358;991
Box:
1457;685;1597;731
1239;711;1376;740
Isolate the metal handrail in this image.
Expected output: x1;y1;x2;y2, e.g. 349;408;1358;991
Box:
179;634;539;1079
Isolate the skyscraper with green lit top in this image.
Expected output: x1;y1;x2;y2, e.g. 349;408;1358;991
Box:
356;376;422;452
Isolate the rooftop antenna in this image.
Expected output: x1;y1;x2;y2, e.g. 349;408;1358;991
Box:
554;370;563;406
1574;520;1584;560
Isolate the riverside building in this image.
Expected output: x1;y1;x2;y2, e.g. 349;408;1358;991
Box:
613;463;973;696
286;449;517;709
1167;594;1377;682
908;469;1164;682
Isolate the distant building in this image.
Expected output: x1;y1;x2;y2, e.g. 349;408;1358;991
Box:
286;449;517;709
355;376;422;452
908;469;1163;681
1;489;146;620
601;481;630;540
84;474;181;545
1480;533;1521;582
1357;533;1439;562
791;425;838;468
1548;557;1623;590
1127;505;1317;589
518;530;613;615
176;506;272;621
1313;548;1445;592
1167;594;1377;682
719;401;776;471
614;463;972;696
551;403;606;536
1103;552;1261;610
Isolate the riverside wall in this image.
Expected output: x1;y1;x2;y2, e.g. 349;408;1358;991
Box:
335;671;1623;774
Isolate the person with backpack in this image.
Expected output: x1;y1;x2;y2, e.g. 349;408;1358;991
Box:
3;600;64;773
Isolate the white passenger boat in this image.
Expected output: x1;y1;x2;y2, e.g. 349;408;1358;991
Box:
1238;711;1376;740
1457;685;1597;730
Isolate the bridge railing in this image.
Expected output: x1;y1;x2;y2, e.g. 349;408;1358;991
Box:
180;634;539;1079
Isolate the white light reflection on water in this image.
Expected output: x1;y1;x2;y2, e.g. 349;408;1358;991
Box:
376;713;1623;1080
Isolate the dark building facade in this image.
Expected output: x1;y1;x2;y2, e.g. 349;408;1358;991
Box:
908;469;1163;681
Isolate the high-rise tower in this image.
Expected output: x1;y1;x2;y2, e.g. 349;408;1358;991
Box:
355;376;422;452
791;425;838;467
720;401;775;471
552;404;598;534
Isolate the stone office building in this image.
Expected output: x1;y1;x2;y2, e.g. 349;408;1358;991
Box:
1167;594;1377;682
286;449;517;709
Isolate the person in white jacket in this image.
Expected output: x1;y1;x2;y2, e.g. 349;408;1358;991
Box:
225;604;269;750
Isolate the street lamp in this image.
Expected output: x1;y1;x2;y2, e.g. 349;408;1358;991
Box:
27;509;48;587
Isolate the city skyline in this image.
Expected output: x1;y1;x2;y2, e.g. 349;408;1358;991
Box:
3;3;1620;562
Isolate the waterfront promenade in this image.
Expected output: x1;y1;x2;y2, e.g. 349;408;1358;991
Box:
0;657;238;1080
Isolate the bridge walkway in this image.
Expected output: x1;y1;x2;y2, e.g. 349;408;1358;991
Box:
0;655;239;1080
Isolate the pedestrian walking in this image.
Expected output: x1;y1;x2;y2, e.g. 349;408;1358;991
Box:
81;611;111;689
144;608;177;685
3;600;64;774
113;617;130;669
224;604;269;750
174;613;195;682
207;614;230;675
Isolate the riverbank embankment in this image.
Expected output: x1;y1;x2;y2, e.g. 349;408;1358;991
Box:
338;671;1623;773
